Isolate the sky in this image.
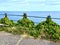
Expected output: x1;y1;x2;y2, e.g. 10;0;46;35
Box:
0;0;60;11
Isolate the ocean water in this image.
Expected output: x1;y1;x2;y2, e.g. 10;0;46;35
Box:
0;11;60;25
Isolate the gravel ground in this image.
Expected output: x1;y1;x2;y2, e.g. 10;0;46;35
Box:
0;32;20;45
19;38;60;45
0;32;60;45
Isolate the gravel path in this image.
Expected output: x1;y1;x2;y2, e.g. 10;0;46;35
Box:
0;32;60;45
0;32;20;45
19;38;60;45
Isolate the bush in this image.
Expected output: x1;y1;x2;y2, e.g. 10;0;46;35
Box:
0;14;15;26
0;13;60;42
17;13;35;28
35;15;60;41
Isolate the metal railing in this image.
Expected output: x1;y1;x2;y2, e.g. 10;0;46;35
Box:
0;13;60;24
0;13;60;19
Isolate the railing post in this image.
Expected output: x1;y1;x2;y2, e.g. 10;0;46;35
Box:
5;13;7;17
23;13;27;18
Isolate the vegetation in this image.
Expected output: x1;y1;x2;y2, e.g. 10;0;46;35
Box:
0;13;15;26
36;15;60;41
0;13;60;42
15;13;35;35
16;13;34;28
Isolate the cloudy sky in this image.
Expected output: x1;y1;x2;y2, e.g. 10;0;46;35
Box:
0;0;60;11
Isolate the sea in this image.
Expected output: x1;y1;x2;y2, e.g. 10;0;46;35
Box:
0;11;60;25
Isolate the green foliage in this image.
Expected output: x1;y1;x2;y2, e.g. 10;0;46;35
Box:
53;33;60;40
0;26;4;31
29;29;39;39
36;15;60;41
0;15;15;26
17;13;35;29
0;14;60;42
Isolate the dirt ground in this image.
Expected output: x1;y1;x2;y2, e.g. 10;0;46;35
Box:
0;32;60;45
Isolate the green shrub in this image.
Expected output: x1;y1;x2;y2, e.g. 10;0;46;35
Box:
0;13;60;42
35;15;60;40
17;13;35;28
0;14;15;26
